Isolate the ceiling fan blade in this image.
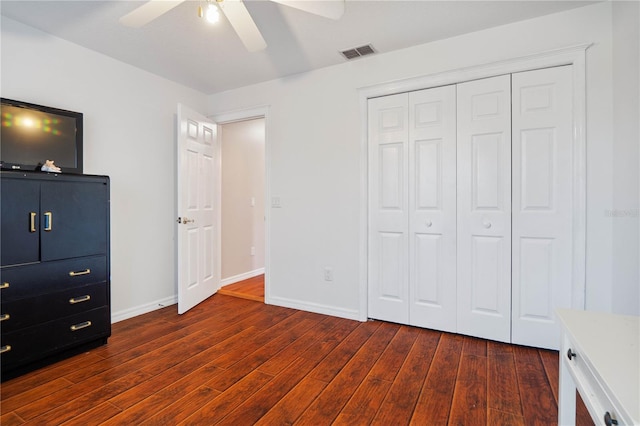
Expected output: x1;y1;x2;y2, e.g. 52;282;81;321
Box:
270;0;344;20
119;0;186;28
220;0;267;52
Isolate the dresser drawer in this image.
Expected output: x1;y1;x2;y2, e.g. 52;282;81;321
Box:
0;307;110;370
1;282;108;333
0;256;107;301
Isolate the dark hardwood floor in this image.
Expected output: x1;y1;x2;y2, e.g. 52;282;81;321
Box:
1;294;593;425
218;274;264;302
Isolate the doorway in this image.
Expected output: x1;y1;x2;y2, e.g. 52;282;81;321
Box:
217;116;267;302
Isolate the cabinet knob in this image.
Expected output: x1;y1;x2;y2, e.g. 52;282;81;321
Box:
426;220;432;228
604;412;618;426
483;220;492;229
567;348;576;360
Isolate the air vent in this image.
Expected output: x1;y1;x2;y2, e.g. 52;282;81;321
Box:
340;44;376;60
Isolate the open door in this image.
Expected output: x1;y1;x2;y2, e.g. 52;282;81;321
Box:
177;103;220;314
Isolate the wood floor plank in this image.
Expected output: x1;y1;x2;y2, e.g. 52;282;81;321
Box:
295;322;399;425
488;353;523;417
0;412;25;426
410;333;464;425
0;352;105;399
298;317;360;363
513;345;557;426
18;369;154;424
487;408;526;426
463;335;488;357
1;377;74;412
448;354;488;426
254;376;328;425
107;327;255;411
215;356;319;425
367;324;420;382
258;315;343;375
59;401;123;426
307;321;381;383
177;370;274;425
371;328;440;425
105;365;224;425
140;386;222;426
333;377;392;426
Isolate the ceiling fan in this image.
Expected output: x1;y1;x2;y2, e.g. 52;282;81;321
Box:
119;0;345;52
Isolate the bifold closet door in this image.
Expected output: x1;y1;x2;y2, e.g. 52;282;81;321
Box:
511;65;573;349
456;74;512;343
408;86;457;332
368;86;457;330
368;93;410;324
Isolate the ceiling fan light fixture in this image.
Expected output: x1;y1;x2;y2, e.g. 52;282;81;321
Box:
206;3;220;23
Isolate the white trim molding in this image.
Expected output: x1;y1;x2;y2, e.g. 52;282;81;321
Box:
358;43;591;322
220;268;265;287
268;296;361;322
112;295;177;323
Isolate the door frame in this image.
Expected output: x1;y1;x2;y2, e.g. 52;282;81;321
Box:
358;43;591;322
210;106;271;304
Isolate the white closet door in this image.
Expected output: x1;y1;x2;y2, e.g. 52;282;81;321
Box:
457;75;512;343
368;93;410;324
408;85;457;332
511;66;573;350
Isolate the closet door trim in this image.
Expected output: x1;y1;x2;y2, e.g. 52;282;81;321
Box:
358;43;589;321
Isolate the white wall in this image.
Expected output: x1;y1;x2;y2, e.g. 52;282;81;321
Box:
220;118;265;281
207;2;638;318
612;1;640;315
1;17;209;321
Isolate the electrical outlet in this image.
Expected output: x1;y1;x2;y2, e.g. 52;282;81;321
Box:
323;267;333;282
251;246;255;256
271;196;282;208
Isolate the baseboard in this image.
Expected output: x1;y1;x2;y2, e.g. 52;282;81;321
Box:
111;295;177;323
266;295;362;322
221;268;265;287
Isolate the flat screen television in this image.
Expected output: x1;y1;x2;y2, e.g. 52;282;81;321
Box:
1;98;83;174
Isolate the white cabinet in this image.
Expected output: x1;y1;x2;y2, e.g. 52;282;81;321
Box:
368;66;577;349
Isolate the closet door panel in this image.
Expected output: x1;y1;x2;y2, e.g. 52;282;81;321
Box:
408;85;457;332
368;93;410;324
511;65;573;350
457;75;512;343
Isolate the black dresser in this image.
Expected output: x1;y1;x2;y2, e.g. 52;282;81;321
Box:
0;170;111;380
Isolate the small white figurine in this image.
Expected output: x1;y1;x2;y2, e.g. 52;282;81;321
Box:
41;160;62;173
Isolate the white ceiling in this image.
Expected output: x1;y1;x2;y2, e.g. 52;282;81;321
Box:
1;0;597;94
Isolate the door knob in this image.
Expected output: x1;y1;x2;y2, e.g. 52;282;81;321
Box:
483;221;492;229
425;220;432;228
180;217;195;224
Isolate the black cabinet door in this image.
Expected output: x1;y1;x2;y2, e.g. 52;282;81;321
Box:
40;180;108;262
1;178;40;266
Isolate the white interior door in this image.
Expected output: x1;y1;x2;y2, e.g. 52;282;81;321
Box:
177;104;220;314
456;75;512;343
511;65;574;349
368;93;410;324
408;85;457;332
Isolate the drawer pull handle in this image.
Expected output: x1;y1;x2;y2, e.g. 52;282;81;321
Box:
0;282;9;289
567;348;576;360
69;269;91;277
0;314;10;322
70;321;92;331
604;412;619;426
0;345;11;354
44;212;53;231
30;212;37;232
69;295;91;304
